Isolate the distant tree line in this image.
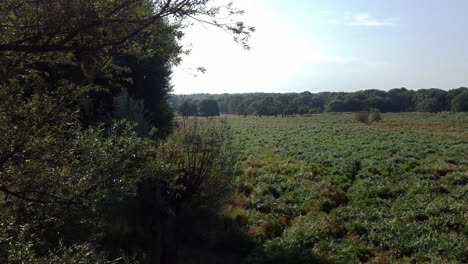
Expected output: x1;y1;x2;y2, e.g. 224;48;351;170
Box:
178;98;221;117
171;87;468;116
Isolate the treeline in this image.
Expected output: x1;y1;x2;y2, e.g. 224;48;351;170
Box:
170;87;468;116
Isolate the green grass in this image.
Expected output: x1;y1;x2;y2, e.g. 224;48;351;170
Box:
225;113;468;263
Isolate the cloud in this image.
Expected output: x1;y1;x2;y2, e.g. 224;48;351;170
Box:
350;13;396;26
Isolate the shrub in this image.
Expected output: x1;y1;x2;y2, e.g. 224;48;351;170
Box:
161;118;238;208
355;108;382;124
355;111;369;124
369;108;382;123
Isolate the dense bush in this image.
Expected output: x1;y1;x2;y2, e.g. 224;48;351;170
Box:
355;111;370;124
162;118;238;208
0;85;241;262
0;78;174;263
355;108;382;124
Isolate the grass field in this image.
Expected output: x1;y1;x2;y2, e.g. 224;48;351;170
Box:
223;113;468;263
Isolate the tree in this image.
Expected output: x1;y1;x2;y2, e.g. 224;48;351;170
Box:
414;89;447;113
0;0;253;262
0;79;173;263
116;53;175;138
298;105;310;115
344;98;365;112
199;99;220;117
238;100;251;117
249;100;266;117
365;96;385;111
326;100;347;112
0;0;254;54
417;98;442;113
178;100;198;117
227;95;246;115
451;90;468;112
113;88;151;135
387;88;414;112
274;94;293;116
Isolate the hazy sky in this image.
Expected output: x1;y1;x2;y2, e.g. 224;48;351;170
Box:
172;0;468;94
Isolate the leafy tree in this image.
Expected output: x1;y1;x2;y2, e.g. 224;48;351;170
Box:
178;100;199;117
117;54;176;137
326;100;347;112
417;98;442;113
298;105;310;115
199;99;220;117
309;97;326;112
344;98;366;112
451;90;468;112
227;95;245;114
0;0;254;54
249;100;266;117
274;94;293;116
414;89;447;113
447;87;468;106
365;96;385;110
387;88;414;112
113;88;151;135
0;0;253;262
238;100;251;117
262;97;280;116
0;78;173;263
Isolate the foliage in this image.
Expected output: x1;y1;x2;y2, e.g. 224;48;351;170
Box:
161;118;238;208
198;99;221;117
0;0;254;54
113;88;151;135
416;98;442;113
170;87;468;116
0;76;173;262
355;111;370;124
298;105;309;115
369;108;382;123
178;99;199;117
451;90;468;112
326;100;347;112
1;0;255;138
355;108;382;124
0;0;253;262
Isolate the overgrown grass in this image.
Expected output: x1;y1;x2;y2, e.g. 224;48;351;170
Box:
225;113;467;263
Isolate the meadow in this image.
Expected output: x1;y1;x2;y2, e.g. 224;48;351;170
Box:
223;113;468;263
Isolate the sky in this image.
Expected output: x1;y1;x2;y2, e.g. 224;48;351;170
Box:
171;0;468;94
